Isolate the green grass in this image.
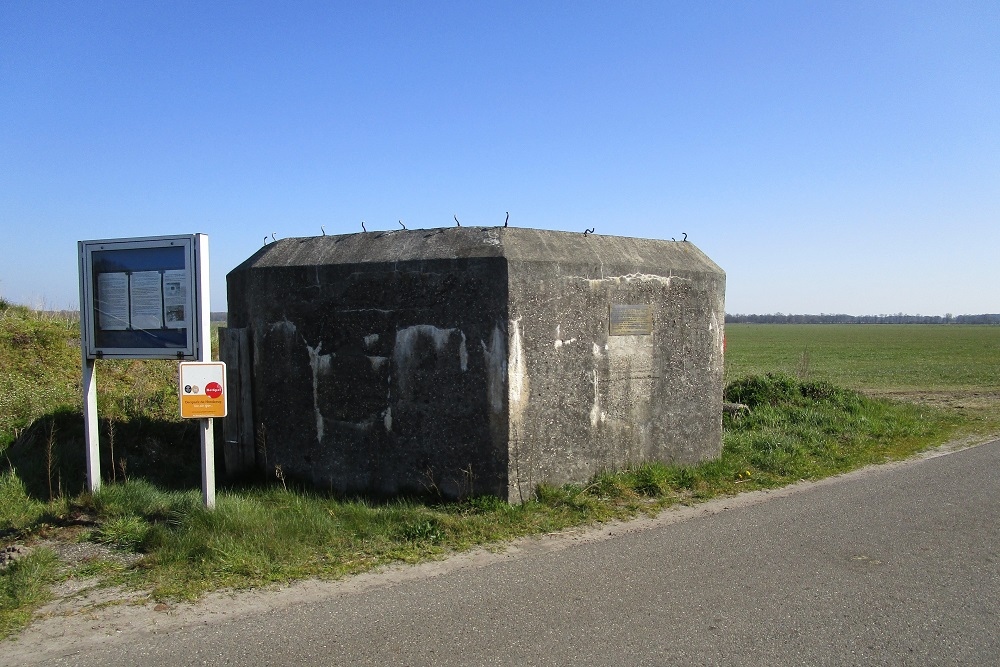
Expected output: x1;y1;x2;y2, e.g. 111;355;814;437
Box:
0;302;224;452
721;374;953;484
0;304;81;446
725;323;1000;394
0;374;957;618
1;307;997;639
0;548;59;639
0;470;44;531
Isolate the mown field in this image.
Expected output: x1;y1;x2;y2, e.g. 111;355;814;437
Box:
2;302;999;639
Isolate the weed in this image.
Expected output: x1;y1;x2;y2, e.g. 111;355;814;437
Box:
1;308;203;498
256;423;268;469
0;469;45;533
462;495;508;514
796;348;811;381
628;464;673;497
401;518;443;543
95;515;150;551
45;420;57;501
107;421;116;484
420;467;441;498
458;464;475;498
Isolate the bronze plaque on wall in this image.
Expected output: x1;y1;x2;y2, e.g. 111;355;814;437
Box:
609;304;653;336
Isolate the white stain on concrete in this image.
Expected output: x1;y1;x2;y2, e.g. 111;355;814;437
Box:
593;343;603;357
269;317;298;335
383;407;392;432
508;318;529;420
367;355;389;371
458;331;468;372
330;419;372;432
305;341;333;443
554;327;577;349
589;369;604;427
393;325;468;398
578;273;689;289
482;228;502;247
363;333;380;349
395;325;463;357
481;325;506;413
709;309;723;357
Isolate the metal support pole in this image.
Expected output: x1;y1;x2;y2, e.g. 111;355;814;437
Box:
196;233;216;509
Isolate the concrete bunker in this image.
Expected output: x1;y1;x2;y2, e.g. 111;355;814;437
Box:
223;227;725;502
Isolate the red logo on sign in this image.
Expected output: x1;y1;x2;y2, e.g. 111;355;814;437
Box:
205;382;223;399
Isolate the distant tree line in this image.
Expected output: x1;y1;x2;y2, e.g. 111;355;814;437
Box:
725;313;1000;325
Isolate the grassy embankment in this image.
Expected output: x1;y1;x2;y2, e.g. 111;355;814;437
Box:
2;304;998;639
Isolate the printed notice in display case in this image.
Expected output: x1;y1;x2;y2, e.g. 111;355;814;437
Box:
163;269;188;329
79;236;203;359
96;272;129;331
129;271;165;330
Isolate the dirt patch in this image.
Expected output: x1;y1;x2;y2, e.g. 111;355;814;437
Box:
38;529;143;570
864;388;1000;413
0;545;31;570
1;527;148;626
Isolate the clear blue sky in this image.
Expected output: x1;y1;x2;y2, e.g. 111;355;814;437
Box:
2;1;997;316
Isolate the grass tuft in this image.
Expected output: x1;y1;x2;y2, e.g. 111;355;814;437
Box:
0;469;47;534
0;549;59;639
92;515;152;551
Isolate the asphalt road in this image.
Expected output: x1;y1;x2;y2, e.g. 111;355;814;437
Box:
12;439;1000;666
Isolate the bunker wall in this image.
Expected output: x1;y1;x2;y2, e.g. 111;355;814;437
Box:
227;255;511;498
225;228;725;503
504;256;725;500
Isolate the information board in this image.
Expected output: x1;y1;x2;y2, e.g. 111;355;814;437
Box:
78;235;205;359
78;233;217;508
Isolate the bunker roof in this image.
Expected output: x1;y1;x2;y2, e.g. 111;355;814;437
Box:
230;227;724;277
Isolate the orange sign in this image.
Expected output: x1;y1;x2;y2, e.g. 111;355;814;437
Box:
179;362;227;418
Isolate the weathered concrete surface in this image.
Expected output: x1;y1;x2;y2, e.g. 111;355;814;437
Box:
500;232;725;501
226;227;724;501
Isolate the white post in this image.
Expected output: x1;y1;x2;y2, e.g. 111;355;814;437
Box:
82;355;101;492
196;234;216;509
201;418;216;509
79;240;102;493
